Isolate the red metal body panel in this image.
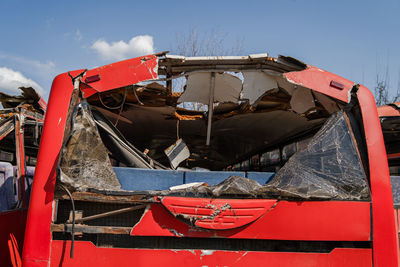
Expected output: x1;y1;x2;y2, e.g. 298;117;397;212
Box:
357;85;400;266
15;116;26;207
389;153;400;159
22;71;83;267
22;55;159;266
285;66;399;265
21;55;399;266
50;240;372;267
377;102;400;117
159;197;278;230
284;66;353;103
81;55;158;98
131;200;371;241
0;210;27;267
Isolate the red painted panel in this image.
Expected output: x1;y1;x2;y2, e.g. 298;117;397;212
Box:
282;68;400;265
50;240;372;267
131;200;370;241
22;71;84;267
357;85;400;266
0;209;27;267
284;66;353;103
377;102;400;117
159;197;277;230
22;57;161;266
81;55;158;98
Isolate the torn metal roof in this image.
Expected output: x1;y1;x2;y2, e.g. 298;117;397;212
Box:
158;53;307;76
0;87;47;114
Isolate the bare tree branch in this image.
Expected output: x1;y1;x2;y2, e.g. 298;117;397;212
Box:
173;27;243;57
374;55;399;105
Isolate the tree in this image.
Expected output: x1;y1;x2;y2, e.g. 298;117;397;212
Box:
374;59;400;105
170;28;244;111
173;27;243;57
374;77;390;106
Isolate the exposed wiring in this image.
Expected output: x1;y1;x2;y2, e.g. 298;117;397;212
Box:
133;86;144;106
98;88;127;127
98;88;127;110
113;103;124;127
59;184;75;258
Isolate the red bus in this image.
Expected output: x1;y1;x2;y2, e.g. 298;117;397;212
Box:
9;53;399;266
378;102;400;243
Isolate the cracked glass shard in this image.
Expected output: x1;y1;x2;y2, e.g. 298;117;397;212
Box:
259;111;370;200
212;176;262;197
58;92;121;191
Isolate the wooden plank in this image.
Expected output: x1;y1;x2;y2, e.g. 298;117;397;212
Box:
55;191;152;204
51;223;132;235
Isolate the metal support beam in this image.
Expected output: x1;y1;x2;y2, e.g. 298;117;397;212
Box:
206;72;215;146
67;204;147;224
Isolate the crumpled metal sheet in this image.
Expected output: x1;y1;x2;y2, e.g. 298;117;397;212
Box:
290;87;316;114
241;71;278;105
259;111;370;200
58;91;121;191
0;87;46;112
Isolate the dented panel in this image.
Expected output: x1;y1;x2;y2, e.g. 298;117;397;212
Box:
81;55;159;97
158;197;277;230
23;52;400;266
130;200;371;241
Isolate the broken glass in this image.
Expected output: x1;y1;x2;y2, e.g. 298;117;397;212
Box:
259;111;370;200
157;111;370;200
58;91;121;191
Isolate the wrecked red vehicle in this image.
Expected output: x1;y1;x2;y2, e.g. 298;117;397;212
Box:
19;53;399;266
378;102;400;176
378;102;400;242
0;88;46;267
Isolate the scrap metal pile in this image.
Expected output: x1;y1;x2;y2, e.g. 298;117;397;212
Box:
0;87;46;210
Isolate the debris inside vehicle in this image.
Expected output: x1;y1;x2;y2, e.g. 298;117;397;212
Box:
378;102;400;206
0;87;45;211
55;53;370;201
378;102;400;175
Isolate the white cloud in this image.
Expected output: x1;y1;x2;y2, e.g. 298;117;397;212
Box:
91;35;154;61
0;53;55;73
0;67;44;95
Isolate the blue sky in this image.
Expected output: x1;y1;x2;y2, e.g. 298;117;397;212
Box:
0;0;399;100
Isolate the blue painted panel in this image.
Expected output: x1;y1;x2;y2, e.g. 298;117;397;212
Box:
246;172;275;185
113;167;184;191
0;162;16;211
184;171;246;186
